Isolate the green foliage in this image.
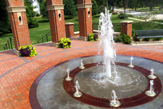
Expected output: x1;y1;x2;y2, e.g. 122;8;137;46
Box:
132;29;140;41
28;18;39;28
114;33;131;44
114;35;123;42
143;38;150;41
159;5;162;10
0;0;11;33
36;13;40;16
95;0;106;6
63;0;76;17
118;13;128;19
58;37;71;48
19;45;37;57
40;0;48;19
153;37;163;41
123;35;132;44
138;11;158;30
88;33;99;42
25;0;39;28
92;0;98;15
98;5;105;14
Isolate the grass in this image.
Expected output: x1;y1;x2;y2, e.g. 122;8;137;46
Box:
0;13;162;51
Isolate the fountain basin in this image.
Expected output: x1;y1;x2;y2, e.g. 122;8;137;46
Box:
30;55;163;109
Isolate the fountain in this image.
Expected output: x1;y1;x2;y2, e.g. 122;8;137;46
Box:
98;8;116;78
110;90;121;107
65;68;72;81
35;7;162;109
148;68;157;79
73;80;82;98
79;60;85;69
145;80;156;97
128;56;134;68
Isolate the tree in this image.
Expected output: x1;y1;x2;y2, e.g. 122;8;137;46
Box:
25;0;39;28
95;0;106;6
146;0;163;11
0;0;11;34
138;11;158;30
92;0;98;15
63;0;76;17
40;0;48;19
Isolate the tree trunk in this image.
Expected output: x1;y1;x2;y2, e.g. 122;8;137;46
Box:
124;0;126;14
150;6;153;11
112;6;114;12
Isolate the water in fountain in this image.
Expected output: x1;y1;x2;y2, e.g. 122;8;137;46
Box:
74;8;148;99
98;8;116;78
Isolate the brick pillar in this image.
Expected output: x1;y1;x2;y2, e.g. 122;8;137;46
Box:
5;0;31;55
65;23;74;38
121;21;133;37
46;0;66;47
77;0;93;41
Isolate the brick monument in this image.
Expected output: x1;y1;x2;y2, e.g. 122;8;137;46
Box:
46;0;66;47
5;0;31;55
121;21;133;37
77;0;93;41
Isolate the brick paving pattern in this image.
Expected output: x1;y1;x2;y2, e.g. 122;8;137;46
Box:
0;40;163;109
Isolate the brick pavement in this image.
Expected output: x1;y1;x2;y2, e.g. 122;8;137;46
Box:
0;40;163;109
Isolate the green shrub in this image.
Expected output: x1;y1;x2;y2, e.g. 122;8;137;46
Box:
123;35;131;44
19;45;37;57
153;37;163;41
88;33;99;42
143;38;150;41
112;12;118;15
57;37;71;48
132;29;140;41
118;13;128;19
114;35;123;42
114;33;131;44
36;13;40;16
159;5;162;10
98;5;105;14
28;17;39;28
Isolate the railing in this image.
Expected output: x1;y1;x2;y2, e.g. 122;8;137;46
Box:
4;37;13;50
37;31;51;44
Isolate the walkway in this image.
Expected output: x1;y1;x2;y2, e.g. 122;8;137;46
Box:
0;39;163;109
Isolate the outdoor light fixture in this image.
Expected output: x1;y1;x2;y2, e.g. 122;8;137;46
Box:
19;16;21;22
88;11;90;15
59;13;61;19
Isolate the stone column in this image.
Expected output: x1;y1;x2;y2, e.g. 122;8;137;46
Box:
46;0;66;47
121;21;133;37
65;23;74;38
5;1;31;55
77;0;93;41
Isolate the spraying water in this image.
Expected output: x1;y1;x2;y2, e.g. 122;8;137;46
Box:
98;8;116;78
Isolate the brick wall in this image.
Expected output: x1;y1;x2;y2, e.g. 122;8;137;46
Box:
77;0;91;4
121;21;133;37
65;23;74;38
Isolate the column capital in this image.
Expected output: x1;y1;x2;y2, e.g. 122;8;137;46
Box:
76;3;93;9
6;6;26;13
46;4;65;10
120;21;133;24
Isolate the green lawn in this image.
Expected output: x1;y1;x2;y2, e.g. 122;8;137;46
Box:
0;13;162;51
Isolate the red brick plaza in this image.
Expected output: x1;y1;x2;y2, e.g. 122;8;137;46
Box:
0;40;163;109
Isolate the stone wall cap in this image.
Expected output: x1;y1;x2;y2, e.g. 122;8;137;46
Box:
65;23;74;25
120;21;133;23
74;31;79;34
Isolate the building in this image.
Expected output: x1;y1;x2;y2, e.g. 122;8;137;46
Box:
29;0;41;15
